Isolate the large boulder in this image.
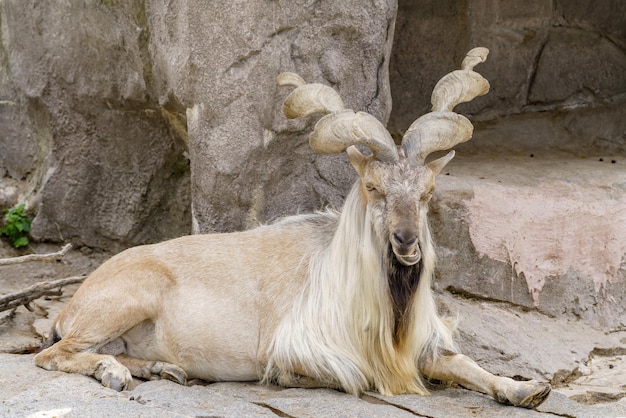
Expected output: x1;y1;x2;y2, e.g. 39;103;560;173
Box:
431;151;626;328
167;0;397;233
1;1;191;252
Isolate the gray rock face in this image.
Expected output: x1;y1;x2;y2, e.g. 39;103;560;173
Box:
389;0;626;129
0;0;396;250
1;1;191;251
176;0;396;234
388;0;626;327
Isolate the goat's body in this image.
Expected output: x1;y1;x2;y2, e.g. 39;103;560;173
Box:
49;213;327;382
36;56;552;408
41;186;453;395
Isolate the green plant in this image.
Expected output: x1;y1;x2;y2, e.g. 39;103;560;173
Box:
1;203;32;248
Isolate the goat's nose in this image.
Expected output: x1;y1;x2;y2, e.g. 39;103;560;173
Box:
392;230;417;248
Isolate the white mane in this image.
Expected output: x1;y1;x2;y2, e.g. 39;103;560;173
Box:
263;182;456;395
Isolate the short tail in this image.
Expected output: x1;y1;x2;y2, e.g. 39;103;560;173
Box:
37;325;61;352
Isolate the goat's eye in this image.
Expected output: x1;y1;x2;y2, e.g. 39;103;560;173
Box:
365;184;378;193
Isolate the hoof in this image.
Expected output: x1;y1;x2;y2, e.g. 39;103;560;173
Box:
148;361;188;385
520;383;551;409
95;359;133;391
158;363;188;385
497;381;551;409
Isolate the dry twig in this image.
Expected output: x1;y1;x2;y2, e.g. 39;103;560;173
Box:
0;275;87;313
0;243;83;312
0;243;73;266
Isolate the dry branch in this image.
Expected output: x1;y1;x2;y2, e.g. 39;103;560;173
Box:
0;243;73;266
0;275;87;313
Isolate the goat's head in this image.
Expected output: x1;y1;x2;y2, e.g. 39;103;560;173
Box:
278;48;490;266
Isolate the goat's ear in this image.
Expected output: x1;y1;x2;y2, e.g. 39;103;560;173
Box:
347;145;371;177
427;150;455;176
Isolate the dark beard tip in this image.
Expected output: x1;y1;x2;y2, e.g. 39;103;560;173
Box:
387;246;422;344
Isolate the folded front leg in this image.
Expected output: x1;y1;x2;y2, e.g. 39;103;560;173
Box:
420;351;551;409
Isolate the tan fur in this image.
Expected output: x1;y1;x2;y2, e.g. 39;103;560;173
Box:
35;50;551;408
34;160;550;406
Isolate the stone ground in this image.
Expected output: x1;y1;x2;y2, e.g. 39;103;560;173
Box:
1;242;625;417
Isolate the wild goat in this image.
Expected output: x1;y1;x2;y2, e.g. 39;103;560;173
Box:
35;47;551;408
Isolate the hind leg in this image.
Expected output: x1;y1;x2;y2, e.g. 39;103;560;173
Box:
34;310;144;391
35;338;133;391
115;354;187;385
34;259;176;390
34;335;189;390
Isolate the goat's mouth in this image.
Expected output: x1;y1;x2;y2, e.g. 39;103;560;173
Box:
393;246;421;266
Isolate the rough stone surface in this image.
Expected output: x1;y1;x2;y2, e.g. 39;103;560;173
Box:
529;27;626;105
389;0;626;127
1;1;191;252
178;0;396;234
2;294;626;417
431;152;626;328
0;0;396;249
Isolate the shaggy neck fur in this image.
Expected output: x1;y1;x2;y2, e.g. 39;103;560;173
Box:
264;182;456;396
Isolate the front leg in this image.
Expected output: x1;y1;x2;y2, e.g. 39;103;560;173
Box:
420;351;551;409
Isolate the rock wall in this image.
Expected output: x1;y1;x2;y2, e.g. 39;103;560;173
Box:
389;0;626;132
0;1;192;251
388;0;625;326
173;0;396;234
0;0;396;250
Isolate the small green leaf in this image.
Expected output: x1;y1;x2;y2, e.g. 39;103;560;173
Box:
13;236;29;248
1;203;33;248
